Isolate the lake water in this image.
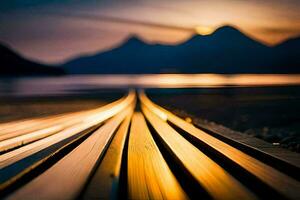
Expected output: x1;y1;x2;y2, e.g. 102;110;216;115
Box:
1;74;300;96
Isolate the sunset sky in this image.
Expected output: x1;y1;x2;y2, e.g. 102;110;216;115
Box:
1;0;300;64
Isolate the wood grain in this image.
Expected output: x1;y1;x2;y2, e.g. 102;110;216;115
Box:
140;91;300;200
82;112;132;200
7;106;134;200
127;112;187;200
142;105;256;200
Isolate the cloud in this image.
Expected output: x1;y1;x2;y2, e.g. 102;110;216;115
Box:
35;10;195;33
257;26;300;35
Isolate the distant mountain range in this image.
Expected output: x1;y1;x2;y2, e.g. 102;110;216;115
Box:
63;26;300;74
0;44;64;76
1;26;300;76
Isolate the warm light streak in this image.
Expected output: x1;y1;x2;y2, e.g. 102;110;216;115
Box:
139;91;167;121
12;75;300;94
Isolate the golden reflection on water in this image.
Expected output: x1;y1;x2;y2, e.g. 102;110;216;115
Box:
134;74;300;87
36;74;300;87
3;74;300;96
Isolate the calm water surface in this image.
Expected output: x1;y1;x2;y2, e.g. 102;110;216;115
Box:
1;74;300;96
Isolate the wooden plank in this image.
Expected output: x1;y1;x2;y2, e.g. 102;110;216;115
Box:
0;94;128;134
82;112;132;200
0;92;132;141
0;116;59;133
0;110;90;141
0;119;103;170
0;124;68;153
6;106;134;200
0;103;120;152
190;119;300;178
0;92;135;169
0;96;126;142
127;112;187;200
142;106;256;200
0;125;98;191
140;92;300;200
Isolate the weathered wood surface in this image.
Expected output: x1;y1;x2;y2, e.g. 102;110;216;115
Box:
142;105;256;200
7;106;134;200
82;112;132;200
1;90;299;200
140;91;300;200
0;92;135;191
127;112;187;200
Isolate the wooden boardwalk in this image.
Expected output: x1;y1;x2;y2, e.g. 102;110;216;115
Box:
0;91;299;200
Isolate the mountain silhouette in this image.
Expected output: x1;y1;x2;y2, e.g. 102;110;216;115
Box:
0;44;65;76
63;25;300;74
1;26;299;75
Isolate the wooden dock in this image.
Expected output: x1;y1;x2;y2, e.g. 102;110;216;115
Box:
0;91;299;200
